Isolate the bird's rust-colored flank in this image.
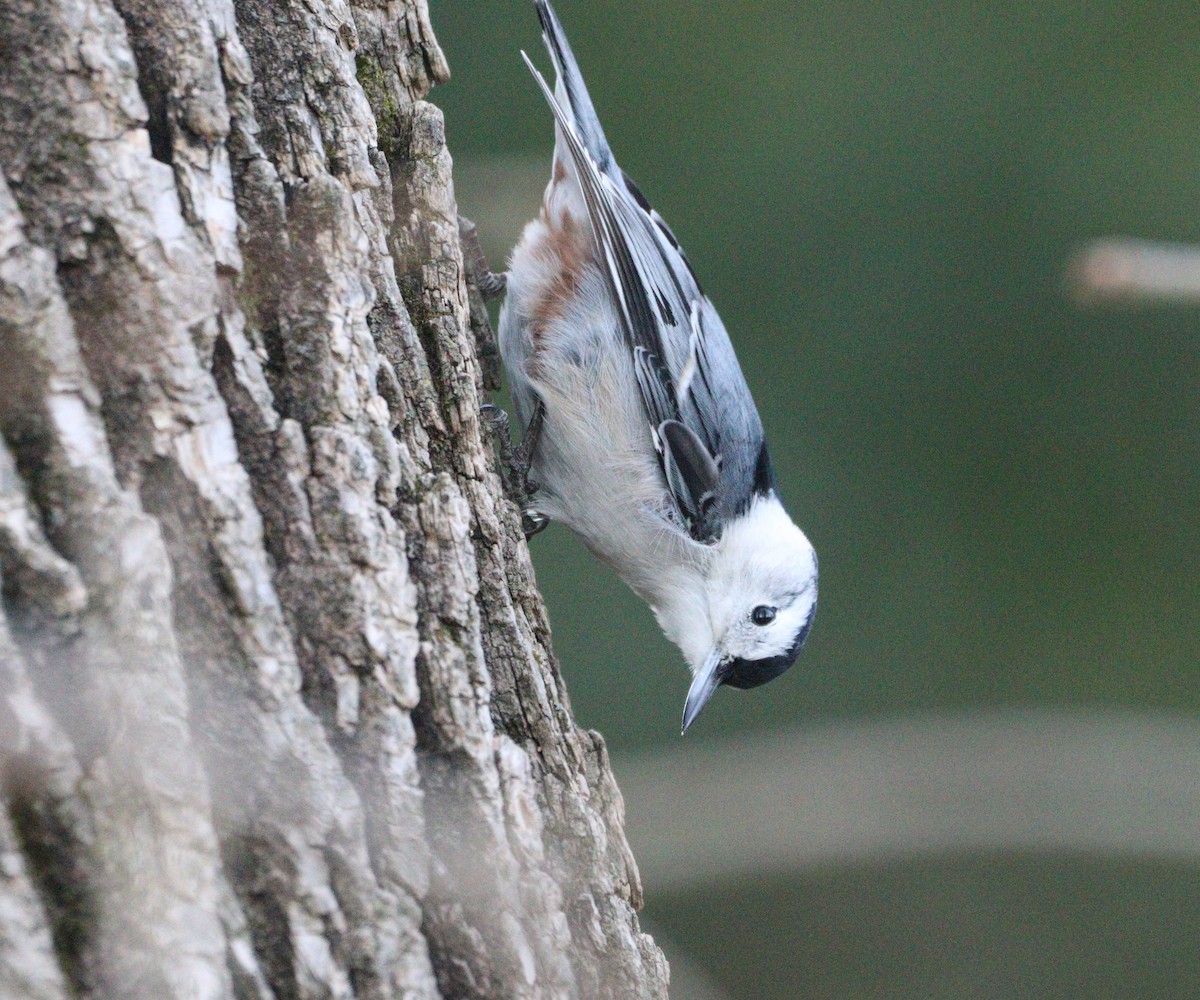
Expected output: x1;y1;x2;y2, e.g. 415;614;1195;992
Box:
526;207;590;368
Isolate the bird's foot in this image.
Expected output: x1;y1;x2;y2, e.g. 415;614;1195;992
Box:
459;216;508;301
482;402;549;540
459;216;505;391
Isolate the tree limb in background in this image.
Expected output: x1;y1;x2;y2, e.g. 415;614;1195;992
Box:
1069;238;1200;304
619;709;1200;893
0;0;667;997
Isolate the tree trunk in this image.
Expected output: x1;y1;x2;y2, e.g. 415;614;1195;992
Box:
0;1;669;997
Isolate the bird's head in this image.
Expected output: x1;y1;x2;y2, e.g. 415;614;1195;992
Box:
659;496;817;733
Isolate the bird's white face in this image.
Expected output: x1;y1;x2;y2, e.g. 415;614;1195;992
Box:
704;497;817;670
710;580;818;678
655;496;818;731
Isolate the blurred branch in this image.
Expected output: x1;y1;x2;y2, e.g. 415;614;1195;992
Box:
618;709;1200;894
1068;238;1200;304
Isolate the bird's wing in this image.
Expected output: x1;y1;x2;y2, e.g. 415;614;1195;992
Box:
525;2;775;542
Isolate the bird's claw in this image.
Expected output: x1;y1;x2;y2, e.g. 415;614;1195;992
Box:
482;403;549;540
459;216;507;302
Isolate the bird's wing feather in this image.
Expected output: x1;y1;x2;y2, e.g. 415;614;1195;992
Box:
525;2;776;539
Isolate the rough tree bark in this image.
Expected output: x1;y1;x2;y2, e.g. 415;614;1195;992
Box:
0;1;669;997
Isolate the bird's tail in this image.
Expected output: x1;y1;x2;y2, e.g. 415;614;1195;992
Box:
531;1;618;180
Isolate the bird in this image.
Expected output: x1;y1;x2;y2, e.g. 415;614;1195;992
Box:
479;0;818;733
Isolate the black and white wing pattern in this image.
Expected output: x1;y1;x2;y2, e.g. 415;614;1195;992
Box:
527;1;776;543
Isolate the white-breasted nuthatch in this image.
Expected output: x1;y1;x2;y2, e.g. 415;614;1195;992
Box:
486;0;818;733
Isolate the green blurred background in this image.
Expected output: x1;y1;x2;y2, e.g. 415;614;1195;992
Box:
430;1;1200;996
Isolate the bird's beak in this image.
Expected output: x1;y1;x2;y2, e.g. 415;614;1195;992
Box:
681;649;725;735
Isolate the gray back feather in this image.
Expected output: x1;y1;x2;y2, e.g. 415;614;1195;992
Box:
527;1;775;541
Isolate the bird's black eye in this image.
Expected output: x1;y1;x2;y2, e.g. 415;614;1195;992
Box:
751;605;777;626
